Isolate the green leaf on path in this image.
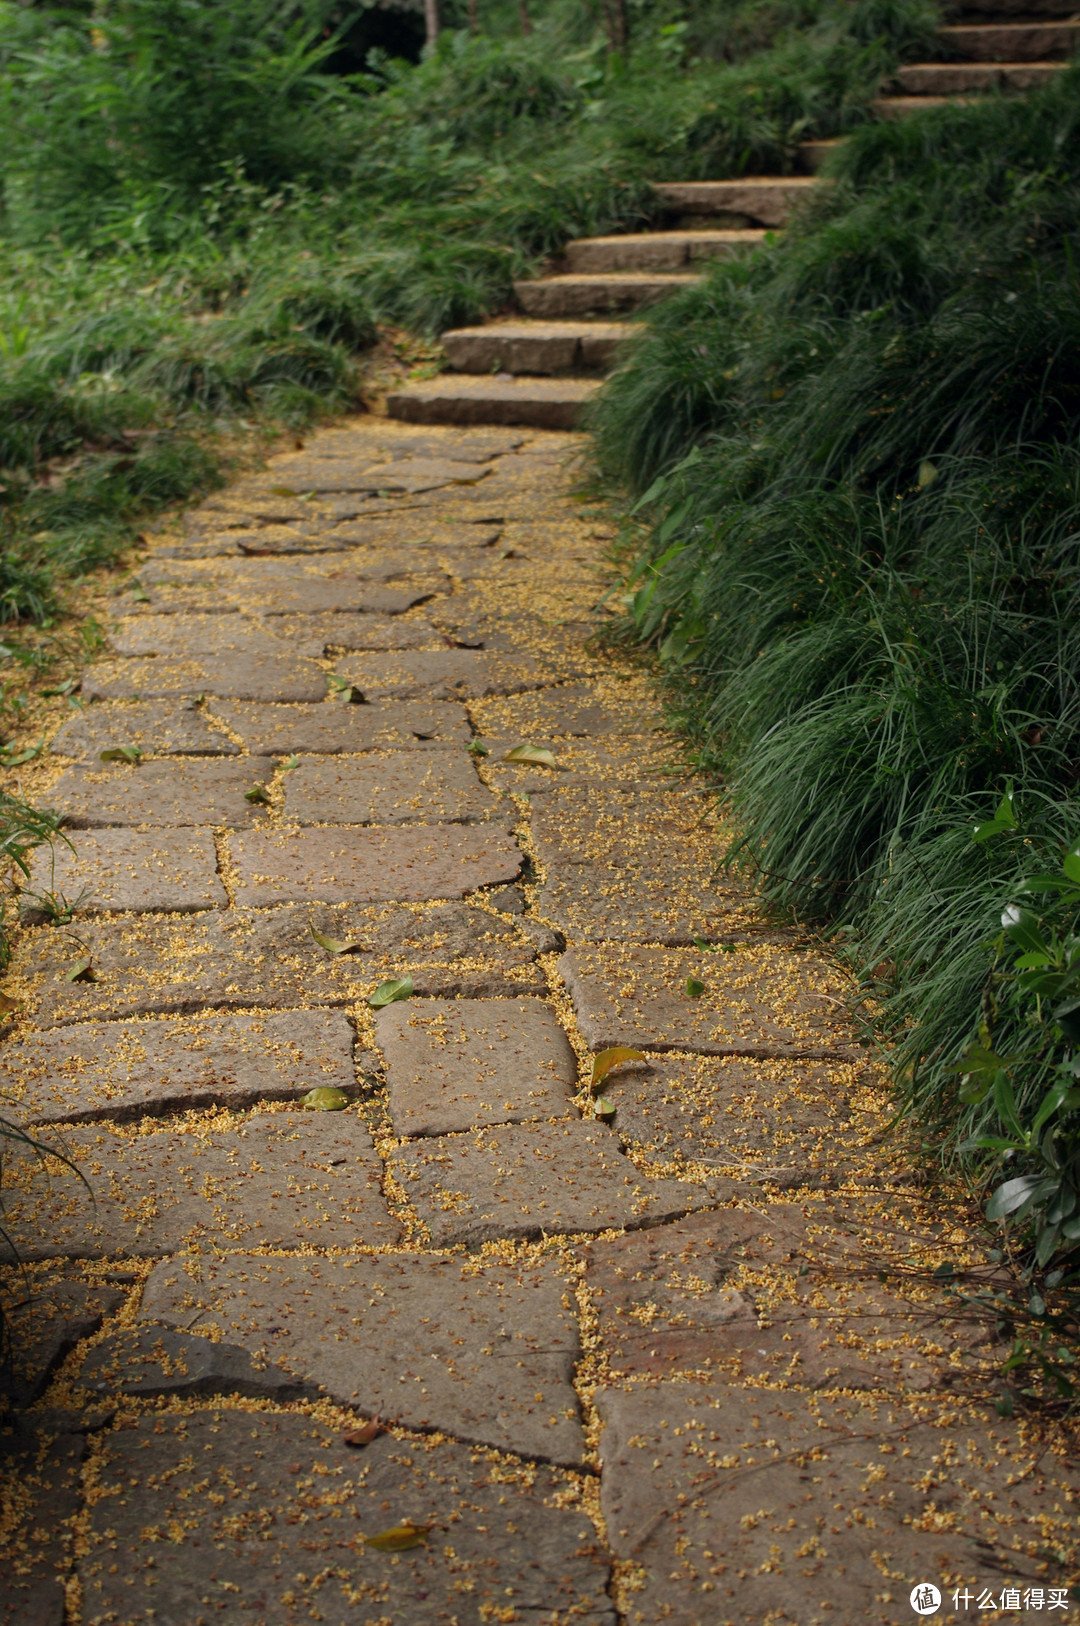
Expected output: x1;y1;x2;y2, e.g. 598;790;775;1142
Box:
42;678;79;698
364;1524;431;1552
100;746;142;764
309;924;364;956
0;740;43;766
368;975;413;1008
269;485;298;497
244;783;271;804
504;743;556;768
467;739;490;757
63;957;98;983
300;1087;350;1111
590;1046;645;1091
280;754;300;770
685;977;705;998
592;1095;616;1121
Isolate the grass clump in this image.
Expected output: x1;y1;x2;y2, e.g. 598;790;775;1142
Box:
590;69;1080;1275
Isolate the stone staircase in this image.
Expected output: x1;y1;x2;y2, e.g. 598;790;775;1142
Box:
387;6;1075;430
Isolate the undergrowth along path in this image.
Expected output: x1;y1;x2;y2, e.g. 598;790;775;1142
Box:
0;417;1078;1624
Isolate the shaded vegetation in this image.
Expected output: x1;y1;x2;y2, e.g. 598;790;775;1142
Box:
590;70;1080;1274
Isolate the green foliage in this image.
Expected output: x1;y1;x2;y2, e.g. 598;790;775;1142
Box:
591;70;1080;1266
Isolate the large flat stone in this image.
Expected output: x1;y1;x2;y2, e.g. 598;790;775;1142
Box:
1;1008;356;1124
531;786;757;944
336;648;547;701
81;652;328;703
392;1119;708;1247
49;700;238;760
14;902;550;1027
260;453;496;495
581;1207;995;1390
140;1252;585;1464
265;611;443;657
22;828;226;918
0;1422;87;1626
78;1326;316;1402
596;1381;1077;1624
7;1112;399;1258
375;995;577;1136
77;1413;613;1622
209;698;470;754
47;757;260;829
229;824;521;907
283;752;501;826
4;1279;125;1407
470;677;657;742
105;613;282;657
559;943;859;1058
599;1051;884;1181
124;557;446;617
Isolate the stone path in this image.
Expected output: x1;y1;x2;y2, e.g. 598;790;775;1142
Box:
1;419;1078;1626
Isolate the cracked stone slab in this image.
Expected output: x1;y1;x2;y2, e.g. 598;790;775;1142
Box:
122;557;447;617
600;1051;885;1182
0;1423;87;1626
559;943;860;1058
375;996;578;1137
77;1326;316;1402
531;787;758;945
77;1413;613;1624
6;1112;399;1259
470;678;659;743
14;901;549;1027
596;1381;1078;1625
264;453;497;495
209;698;470;754
49;700;238;760
391;1118;708;1247
265;612;443;657
47;757;261;829
580;1208;996;1391
81;652;328;703
140;1251;585;1464
229;824;521;907
282;752;502;826
22;828;226;919
328;519;502;552
1;1008;356;1124
336;648;548;701
4;1279;125;1408
105;612;283;657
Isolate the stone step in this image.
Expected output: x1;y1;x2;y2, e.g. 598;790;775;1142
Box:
652;177;818;228
514;272;700;319
954;0;1078;14
386;375;600;430
872;94;973;117
895;60;1066;92
937;20;1080;58
441;320;636;376
561;229;766;273
796;140;844;173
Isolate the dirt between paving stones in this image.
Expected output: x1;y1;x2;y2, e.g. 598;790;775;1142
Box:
1;417;1078;1626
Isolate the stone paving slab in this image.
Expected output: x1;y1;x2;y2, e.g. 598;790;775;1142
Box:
470;678;659;742
78;1326;317;1401
336;648;548;701
49;699;239;759
209;697;470;753
559;943;860;1057
601;1051;883;1181
82;652;329;703
123;557;446;617
328;517;502;550
140;1252;585;1463
375;995;578;1136
77;1413;613;1623
597;1381;1078;1625
0;1421;87;1626
7;1112;399;1258
4;1278;125;1407
229;824;521;907
580;1208;996;1391
392;1119;709;1247
531;786;758;944
105;612;283;657
22;828;226;918
47;757;261;829
261;453;497;495
266;611;443;656
484;736;672;795
1;1008;356;1124
14;901;549;1026
282;751;502;826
